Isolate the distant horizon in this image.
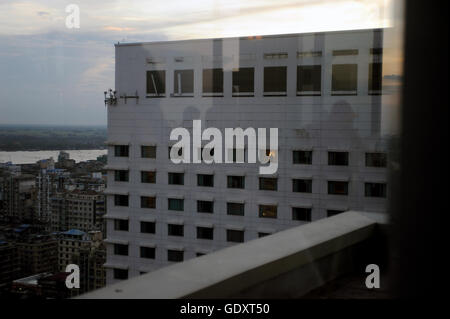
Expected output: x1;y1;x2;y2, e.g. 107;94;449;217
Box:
0;123;107;128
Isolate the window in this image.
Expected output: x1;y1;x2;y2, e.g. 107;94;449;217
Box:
293;150;312;164
259;177;277;191
202;68;223;96
168;172;184;185
258;232;270;238
114;170;129;182
114;145;129;157
168;198;184;211
332;49;358;56
366;153;387;167
146;70;165;97
328;181;349;195
113;269;128;280
227;202;245;216
173;69;194;96
114;219;129;231
297;65;321;95
140;221;155;234
297;51;322;58
196;252;206;257
140;247;155;259
197;174;214;187
327;210;344;217
141;145;156;158
259;205;277;218
292;207;312;221
227;176;245;189
328;151;349;166
114;244;128;256
197;227;214;240
141;171;156;183
292;179;312;193
197;200;214;214
264;52;288;59
227;229;244;243
114;195;128;207
168;224;184;237
167;250;183;262
332;64;357;94
141;196;156;209
369;63;382;94
232;67;254;96
264;66;287;95
365;182;387;198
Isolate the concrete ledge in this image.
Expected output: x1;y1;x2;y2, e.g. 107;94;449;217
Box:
79;211;380;299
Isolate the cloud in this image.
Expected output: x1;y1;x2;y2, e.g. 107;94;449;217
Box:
103;26;135;32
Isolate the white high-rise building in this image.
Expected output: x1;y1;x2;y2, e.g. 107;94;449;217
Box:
104;29;389;284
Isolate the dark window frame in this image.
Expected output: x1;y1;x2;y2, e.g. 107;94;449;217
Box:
227;175;245;189
227;202;245;216
146;70;166;97
114;145;129;157
232;67;255;96
297;65;321;95
292;179;312;193
168;224;184;237
141;196;156;209
202;68;224;96
140;246;155;259
258;204;278;219
173;69;194;96
292;207;312;221
140;221;155;234
196;226;214;240
264;66;287;96
328;181;349;195
331;64;358;95
197;174;214;187
141;145;157;158
141;171;156;183
293;150;313;165
168;198;184;211
226;229;245;243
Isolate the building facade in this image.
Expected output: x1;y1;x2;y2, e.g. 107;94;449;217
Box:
105;29;390;283
50;190;105;233
0;241;19;289
58;229;106;294
16;235;58;277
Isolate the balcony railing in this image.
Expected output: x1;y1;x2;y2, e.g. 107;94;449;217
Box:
79;211;388;299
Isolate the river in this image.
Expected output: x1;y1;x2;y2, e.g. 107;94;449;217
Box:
0;149;107;164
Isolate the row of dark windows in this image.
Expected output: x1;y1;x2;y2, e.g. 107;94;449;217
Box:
113;178;386;207
114;205;313;237
114;145;387;168
113;247;215;279
145;63;382;97
115;188;384;226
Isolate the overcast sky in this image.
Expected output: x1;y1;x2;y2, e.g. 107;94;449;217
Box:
0;0;394;126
